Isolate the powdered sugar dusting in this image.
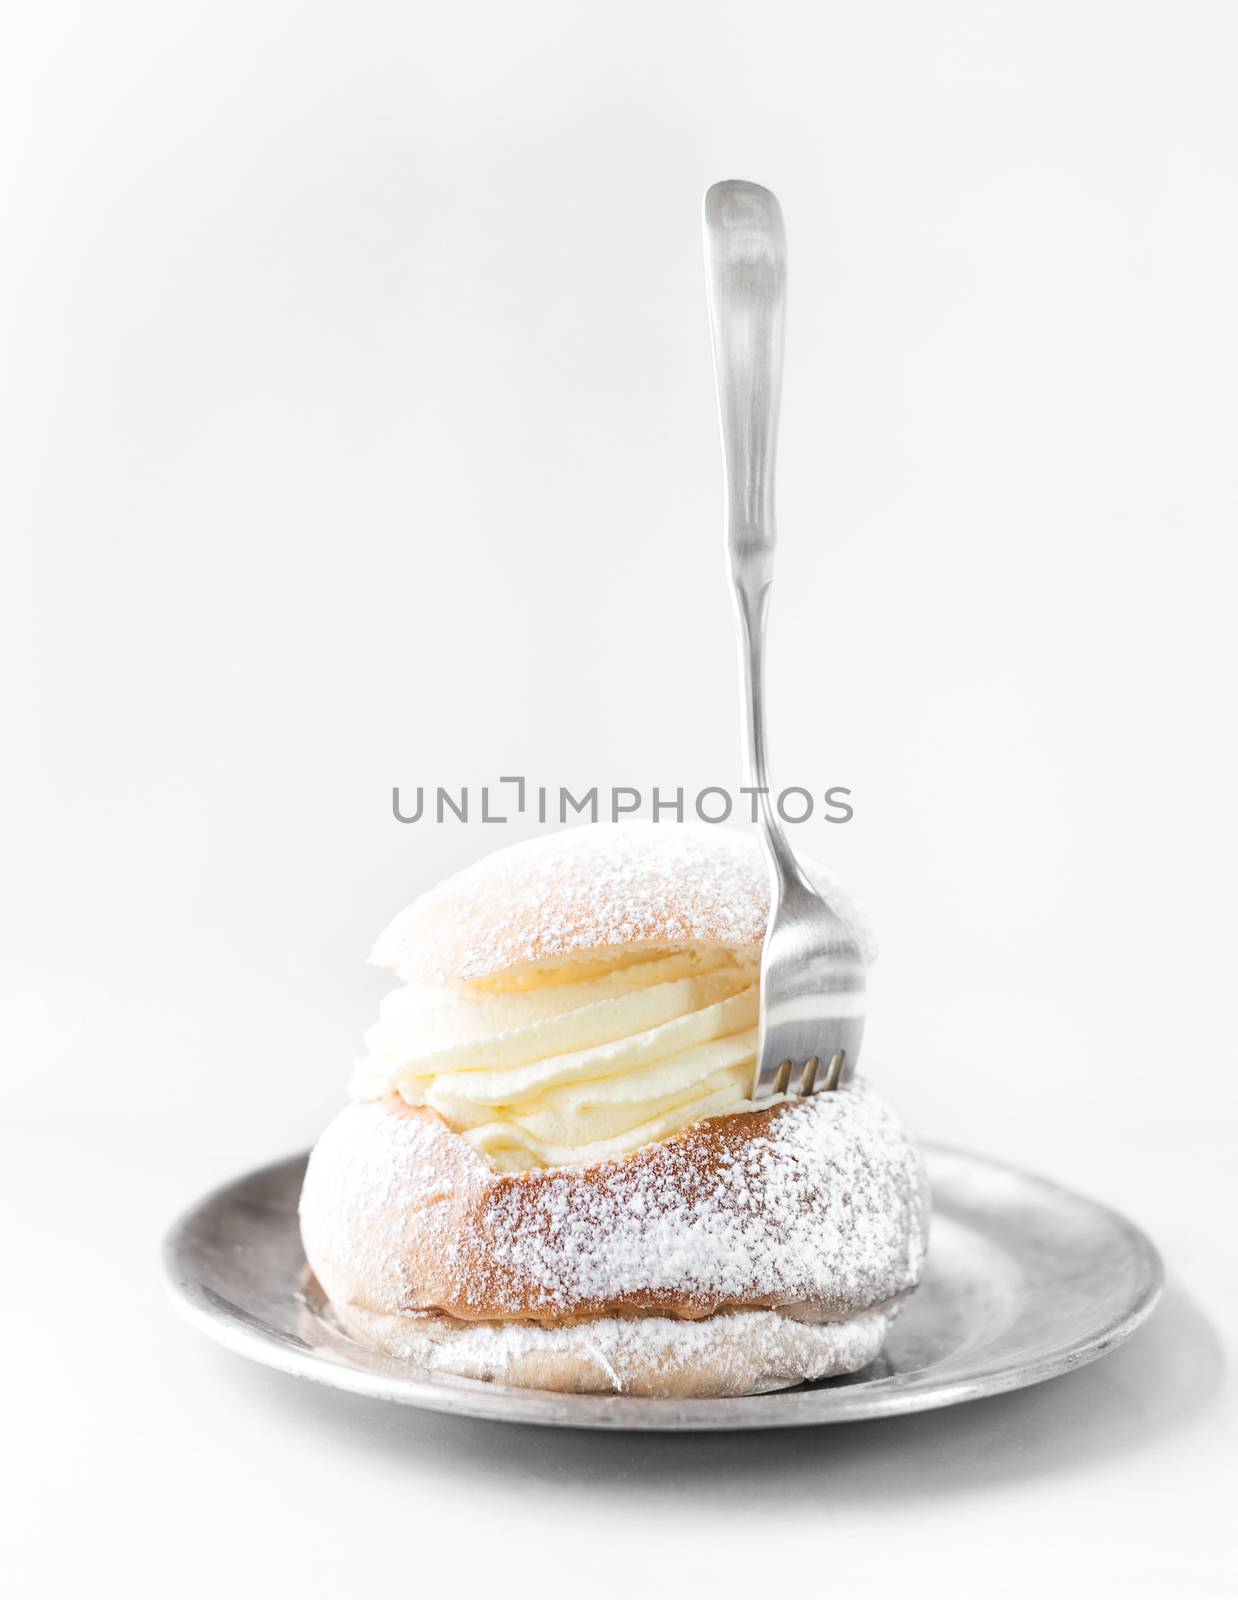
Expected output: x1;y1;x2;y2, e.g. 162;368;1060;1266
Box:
370;823;876;985
328;1298;896;1398
300;1080;928;1323
477;1080;926;1314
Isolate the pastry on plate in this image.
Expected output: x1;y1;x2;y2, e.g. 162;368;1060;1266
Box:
299;823;929;1398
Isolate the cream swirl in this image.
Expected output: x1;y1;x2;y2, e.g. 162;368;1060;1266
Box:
350;945;762;1172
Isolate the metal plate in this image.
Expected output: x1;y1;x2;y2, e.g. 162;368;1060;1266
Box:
162;1144;1162;1431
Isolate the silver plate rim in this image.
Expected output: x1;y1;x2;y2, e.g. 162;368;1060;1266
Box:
162;1141;1163;1432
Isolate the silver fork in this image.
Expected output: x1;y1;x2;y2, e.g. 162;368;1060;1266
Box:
703;178;866;1101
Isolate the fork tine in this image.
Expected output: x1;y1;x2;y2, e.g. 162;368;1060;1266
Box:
823;1049;845;1092
798;1057;820;1095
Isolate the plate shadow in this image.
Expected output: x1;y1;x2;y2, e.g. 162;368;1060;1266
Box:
216;1278;1223;1504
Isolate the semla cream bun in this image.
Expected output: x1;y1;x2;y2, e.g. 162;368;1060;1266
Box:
299;824;928;1397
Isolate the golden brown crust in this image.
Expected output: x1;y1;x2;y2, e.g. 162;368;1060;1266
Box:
298;1084;929;1328
369;823;873;985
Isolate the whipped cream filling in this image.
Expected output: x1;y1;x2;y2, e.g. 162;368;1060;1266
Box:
350;945;765;1172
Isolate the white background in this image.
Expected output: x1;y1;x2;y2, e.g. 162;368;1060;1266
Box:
4;1;1236;1594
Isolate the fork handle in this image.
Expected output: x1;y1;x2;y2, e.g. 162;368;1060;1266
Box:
703;180;808;890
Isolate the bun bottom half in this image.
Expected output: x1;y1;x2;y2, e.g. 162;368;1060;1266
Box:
325;1296;902;1399
300;1082;928;1398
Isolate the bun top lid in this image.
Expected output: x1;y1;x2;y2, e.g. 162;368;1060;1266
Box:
371;822;873;985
